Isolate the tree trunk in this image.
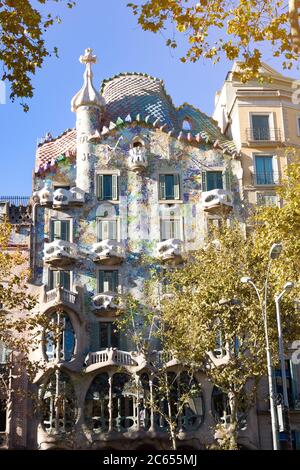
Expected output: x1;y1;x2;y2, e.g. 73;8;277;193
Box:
228;391;238;450
165;373;177;450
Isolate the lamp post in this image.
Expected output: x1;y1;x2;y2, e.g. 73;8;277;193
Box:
275;281;294;450
241;242;283;450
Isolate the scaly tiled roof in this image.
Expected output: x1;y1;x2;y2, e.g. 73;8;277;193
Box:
36;129;76;170
36;72;238;174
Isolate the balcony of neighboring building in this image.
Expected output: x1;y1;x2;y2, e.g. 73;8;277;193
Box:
243;114;282;147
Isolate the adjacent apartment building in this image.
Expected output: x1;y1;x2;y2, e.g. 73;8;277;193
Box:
213;62;300;210
0;54;299;450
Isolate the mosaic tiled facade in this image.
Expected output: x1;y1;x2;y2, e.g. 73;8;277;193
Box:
1;51;300;450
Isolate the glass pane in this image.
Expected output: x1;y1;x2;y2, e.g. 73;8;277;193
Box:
61;271;71;290
103;271;118;292
111;323;120;348
255;156;274;184
207;172;223;191
103;175;112;200
99;323;109;349
252;115;270;140
165;175;175;200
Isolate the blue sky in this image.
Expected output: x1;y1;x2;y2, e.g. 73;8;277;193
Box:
0;0;298;196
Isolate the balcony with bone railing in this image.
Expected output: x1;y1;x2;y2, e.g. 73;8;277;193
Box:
92;240;125;265
202;189;233;214
44;240;78;267
128;147;148;173
85;349;178;373
33;185;85;207
157;238;183;264
41;284;82;314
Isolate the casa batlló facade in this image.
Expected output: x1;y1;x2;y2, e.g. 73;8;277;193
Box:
0;50;300;450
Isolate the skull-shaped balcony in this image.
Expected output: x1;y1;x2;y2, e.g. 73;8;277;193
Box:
91;292;120;315
202;189;233;215
128;147;148;173
92;240;125;266
157;238;183;264
44;240;78;267
33;185;85;208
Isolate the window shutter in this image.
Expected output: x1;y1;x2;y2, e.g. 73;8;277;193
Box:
90;323;100;352
173;219;181;239
109;220;117;240
102;221;109;240
112;271;118;293
202;171;207;192
97;175;103;200
96;219;102;242
161;220;171;241
223;169;232;191
290;360;299;408
52;220;61;241
50;270;60;289
61;221;70;242
159;175;166;200
99;271;104;293
61;271;70;290
272;156;279;183
112;175;118;201
174;174;180;200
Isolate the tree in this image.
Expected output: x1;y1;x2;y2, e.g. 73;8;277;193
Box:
116;270;203;450
160;222;300;449
0;0;75;110
128;0;300;81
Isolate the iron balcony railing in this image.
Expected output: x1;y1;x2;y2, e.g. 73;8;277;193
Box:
0;196;30;206
252;171;279;185
246;128;281;142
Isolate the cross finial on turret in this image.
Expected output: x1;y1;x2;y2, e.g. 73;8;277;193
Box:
79;48;97;66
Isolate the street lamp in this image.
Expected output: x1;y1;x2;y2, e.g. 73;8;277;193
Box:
240;242;283;451
275;281;294;450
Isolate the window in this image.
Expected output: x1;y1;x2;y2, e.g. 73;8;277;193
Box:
275;360;295;407
51;220;71;242
159;174;180;200
255;156;275;185
97;219;118;242
99;270;119;293
202;171;223;191
49;270;71;290
251;114;270;140
99;322;120;349
161;218;181;241
45;312;75;362
182;119;192;131
256;193;278;207
96;174;119;201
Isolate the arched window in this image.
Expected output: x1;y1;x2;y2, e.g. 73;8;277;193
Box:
45;312;75;362
182;118;192;131
154;371;204;432
211;386;230;421
41;371;76;434
85;373;109;433
112;373;135;432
